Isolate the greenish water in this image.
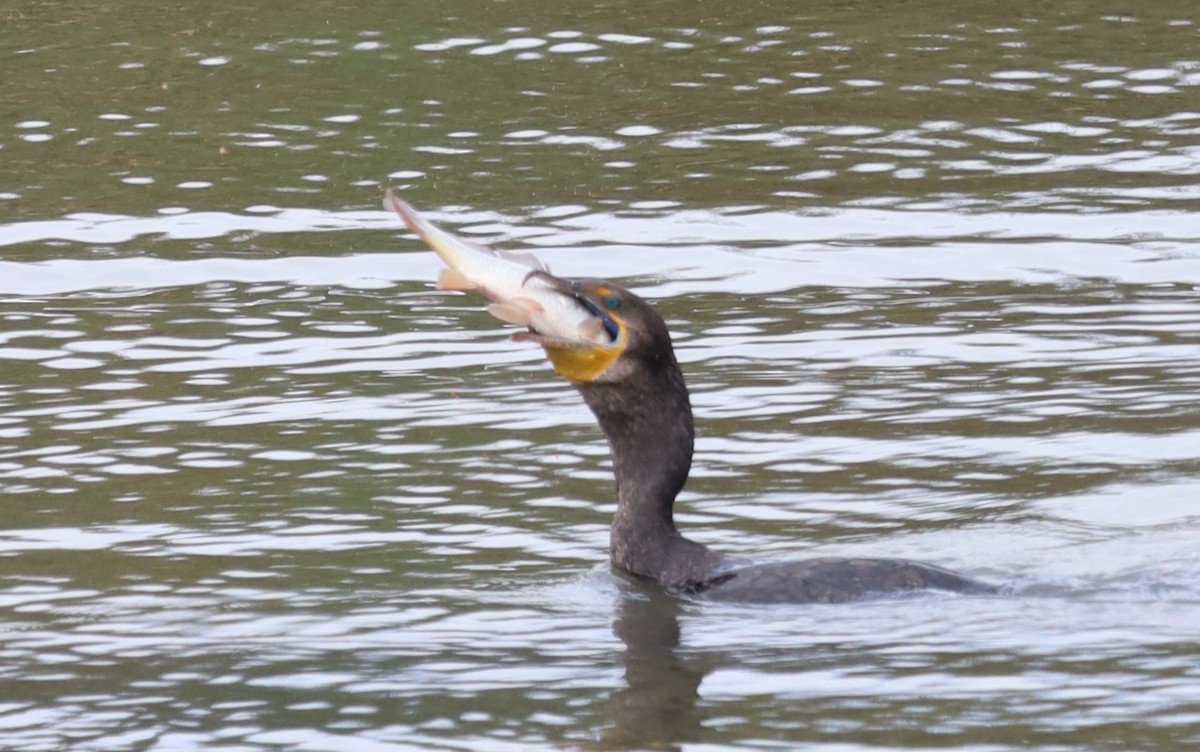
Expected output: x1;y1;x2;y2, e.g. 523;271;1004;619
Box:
3;1;1200;750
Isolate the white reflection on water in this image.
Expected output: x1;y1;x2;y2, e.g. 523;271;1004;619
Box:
3;206;1200;299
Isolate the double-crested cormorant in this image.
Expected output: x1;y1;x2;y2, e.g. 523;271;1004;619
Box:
386;192;995;604
515;273;996;604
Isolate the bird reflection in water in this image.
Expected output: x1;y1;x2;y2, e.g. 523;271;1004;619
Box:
603;585;706;750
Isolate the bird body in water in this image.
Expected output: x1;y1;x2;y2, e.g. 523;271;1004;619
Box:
389;195;996;604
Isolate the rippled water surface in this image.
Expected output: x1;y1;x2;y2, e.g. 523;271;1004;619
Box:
4;1;1200;750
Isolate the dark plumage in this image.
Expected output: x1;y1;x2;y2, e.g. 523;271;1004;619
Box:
534;278;996;604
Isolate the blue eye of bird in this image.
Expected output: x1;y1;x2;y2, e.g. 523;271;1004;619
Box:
604;296;620;310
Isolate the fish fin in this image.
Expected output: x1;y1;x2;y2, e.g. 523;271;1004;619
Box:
497;249;548;272
577;318;606;341
487;303;533;326
383;189;424;237
437;269;478;291
386;191;547;277
508;296;545;314
386;189;491;251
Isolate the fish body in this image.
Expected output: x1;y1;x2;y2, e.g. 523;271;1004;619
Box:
385;190;608;345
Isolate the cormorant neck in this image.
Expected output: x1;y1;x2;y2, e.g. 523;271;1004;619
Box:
575;361;722;589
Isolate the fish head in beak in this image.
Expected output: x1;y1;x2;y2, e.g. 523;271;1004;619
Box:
514;271;632;384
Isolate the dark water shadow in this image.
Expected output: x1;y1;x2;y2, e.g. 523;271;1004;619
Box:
600;581;708;751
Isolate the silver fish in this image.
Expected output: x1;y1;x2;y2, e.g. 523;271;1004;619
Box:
384;189;610;344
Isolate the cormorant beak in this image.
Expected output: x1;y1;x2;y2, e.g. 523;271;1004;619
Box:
516;270;627;383
521;270;621;344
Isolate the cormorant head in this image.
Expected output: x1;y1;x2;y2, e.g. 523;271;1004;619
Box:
515;272;674;385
